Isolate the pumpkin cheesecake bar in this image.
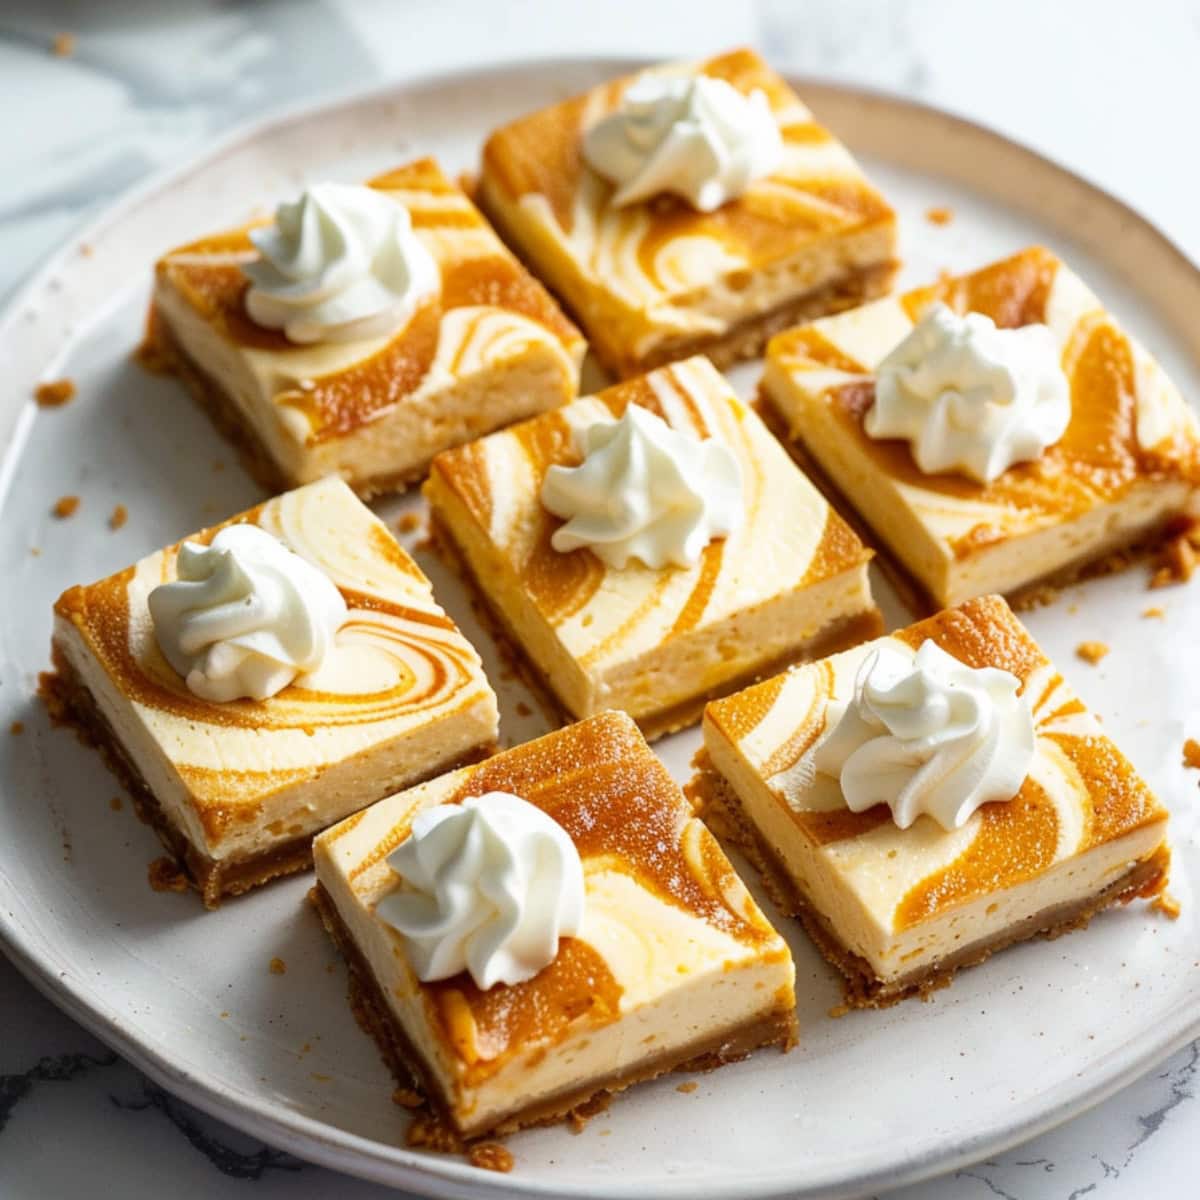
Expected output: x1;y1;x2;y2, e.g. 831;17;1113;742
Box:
478;48;898;378
311;710;796;1140
43;477;499;907
143;157;584;497
424;355;882;739
692;595;1171;1007
761;246;1200;610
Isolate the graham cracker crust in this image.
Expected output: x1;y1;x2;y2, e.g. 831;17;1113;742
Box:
687;755;1171;1010
755;386;1194;616
427;509;883;741
309;881;796;1146
139;306;430;501
39;642;496;909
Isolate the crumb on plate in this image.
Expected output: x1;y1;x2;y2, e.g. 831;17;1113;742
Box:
109;503;128;531
925;206;954;226
148;856;189;893
52;495;80;519
269;956;287;975
52;32;75;56
35;378;76;407
1075;641;1109;665
1183;738;1200;770
467;1142;514;1174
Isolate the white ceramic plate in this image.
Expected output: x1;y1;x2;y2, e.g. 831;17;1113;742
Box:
1;59;1198;1200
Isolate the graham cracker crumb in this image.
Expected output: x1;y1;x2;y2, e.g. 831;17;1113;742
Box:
9;721;24;736
567;1091;611;1133
515;701;533;718
269;957;287;975
35;378;76;407
925;206;954;226
1150;526;1200;588
79;243;93;258
828;1003;851;1019
52;32;75;57
1152;893;1182;920
108;504;128;531
396;512;422;534
1075;641;1109;665
676;1081;698;1094
109;796;123;811
1142;606;1165;619
407;1112;463;1154
147;856;189;893
391;1087;423;1108
1182;739;1200;770
467;1142;514;1174
52;495;80;519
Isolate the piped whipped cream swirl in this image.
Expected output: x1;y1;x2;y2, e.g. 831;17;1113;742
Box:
582;73;783;212
379;792;585;990
148;525;347;703
541;403;743;570
812;639;1035;832
242;182;439;344
867;302;1070;484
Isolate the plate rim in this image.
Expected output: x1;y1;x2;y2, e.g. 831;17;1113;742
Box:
1;54;1198;1200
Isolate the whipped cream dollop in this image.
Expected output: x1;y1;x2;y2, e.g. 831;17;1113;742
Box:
541;403;743;570
582;73;783;211
242;182;439;344
867;302;1071;484
379;792;585;990
148;525;347;703
812;639;1035;832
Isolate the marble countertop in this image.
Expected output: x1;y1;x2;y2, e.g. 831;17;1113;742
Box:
1;2;1196;1196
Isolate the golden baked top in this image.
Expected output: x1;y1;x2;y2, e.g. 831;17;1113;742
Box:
482;48;894;274
318;710;790;1078
705;595;1169;930
154;157;584;443
428;355;872;669
53;478;495;850
767;247;1200;556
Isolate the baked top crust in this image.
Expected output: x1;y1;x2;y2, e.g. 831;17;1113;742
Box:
315;710;794;1088
427;355;873;676
703;594;1169;934
154;157;584;446
52;477;498;857
765;246;1200;560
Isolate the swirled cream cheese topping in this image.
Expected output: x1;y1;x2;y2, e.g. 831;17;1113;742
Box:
812;639;1034;831
242;182;439;344
148;524;347;703
541;403;743;570
581;73;783;212
378;792;585;990
867;302;1070;484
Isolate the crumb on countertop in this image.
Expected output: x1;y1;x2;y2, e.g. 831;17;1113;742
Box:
925;206;954;226
52;32;75;57
35;378;76;407
269;956;287;975
147;856;189;893
467;1142;514;1174
109;503;128;531
52;495;80;519
1182;738;1200;770
1075;641;1109;665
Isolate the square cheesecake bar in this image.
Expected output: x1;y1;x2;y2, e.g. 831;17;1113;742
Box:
44;477;499;907
311;709;796;1139
478;48;898;379
425;354;882;739
762;246;1200;610
143;157;585;497
693;594;1171;1007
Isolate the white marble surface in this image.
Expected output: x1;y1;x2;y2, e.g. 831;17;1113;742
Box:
1;1;1197;1196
